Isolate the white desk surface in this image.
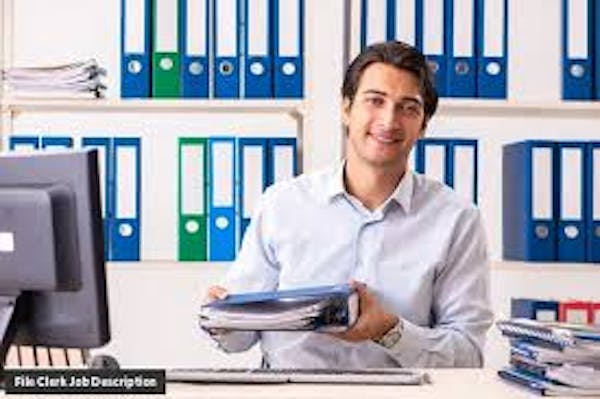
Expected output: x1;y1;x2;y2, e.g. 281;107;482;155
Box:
163;369;580;399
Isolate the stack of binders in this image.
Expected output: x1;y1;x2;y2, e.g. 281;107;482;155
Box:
502;140;600;263
121;0;304;99
496;318;600;396
199;284;358;332
2;59;107;99
360;0;508;98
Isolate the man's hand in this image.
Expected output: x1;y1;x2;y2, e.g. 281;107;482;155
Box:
203;285;230;336
331;281;399;342
204;285;229;304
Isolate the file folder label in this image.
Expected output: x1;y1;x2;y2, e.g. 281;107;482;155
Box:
248;0;268;59
271;145;295;184
364;0;388;46
567;0;589;60
423;0;444;56
483;0;504;58
561;148;582;222
156;0;178;60
242;146;264;220
453;0;474;58
213;143;234;209
182;145;205;216
125;0;146;55
424;144;446;183
532;148;553;220
216;0;237;57
116;146;137;220
453;145;475;203
395;0;417;46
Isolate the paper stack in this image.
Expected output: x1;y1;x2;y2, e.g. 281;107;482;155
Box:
2;59;107;99
199;284;359;332
496;318;600;396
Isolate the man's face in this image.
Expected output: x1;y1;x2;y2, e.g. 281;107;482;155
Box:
342;62;426;169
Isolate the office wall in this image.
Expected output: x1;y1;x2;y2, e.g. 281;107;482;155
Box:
2;0;599;369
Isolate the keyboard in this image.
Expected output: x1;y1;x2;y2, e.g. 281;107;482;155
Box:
166;368;431;385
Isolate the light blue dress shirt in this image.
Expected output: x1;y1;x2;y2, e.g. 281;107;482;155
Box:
211;163;494;368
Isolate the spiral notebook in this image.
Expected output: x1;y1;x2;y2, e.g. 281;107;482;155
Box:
496;319;600;350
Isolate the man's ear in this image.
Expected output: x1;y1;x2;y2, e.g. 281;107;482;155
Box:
341;97;351;126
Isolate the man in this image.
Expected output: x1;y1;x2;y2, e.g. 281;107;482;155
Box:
205;41;493;368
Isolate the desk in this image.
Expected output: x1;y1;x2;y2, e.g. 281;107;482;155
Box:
164;369;580;399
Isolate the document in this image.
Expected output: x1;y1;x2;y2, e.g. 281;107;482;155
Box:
199;284;359;332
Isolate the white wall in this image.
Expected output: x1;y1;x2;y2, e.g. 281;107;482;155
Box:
2;0;600;370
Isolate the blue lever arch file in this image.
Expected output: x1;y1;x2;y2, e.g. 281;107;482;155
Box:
273;0;304;98
562;0;594;100
244;0;273;98
503;141;557;261
446;0;476;97
181;0;210;98
121;0;152;97
476;0;507;98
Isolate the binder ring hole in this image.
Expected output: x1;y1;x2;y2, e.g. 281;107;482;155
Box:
185;220;200;234
595;226;600;237
128;60;142;74
570;64;585;78
250;62;265;76
455;61;470;75
282;62;296;75
160;58;174;71
486;62;501;76
534;225;549;239
119;223;133;237
427;61;439;74
189;62;204;76
564;225;579;239
215;217;229;230
219;61;234;76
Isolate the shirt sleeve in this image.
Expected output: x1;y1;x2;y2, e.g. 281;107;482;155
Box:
207;188;281;353
382;207;494;367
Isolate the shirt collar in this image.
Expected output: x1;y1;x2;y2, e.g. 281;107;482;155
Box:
323;160;414;213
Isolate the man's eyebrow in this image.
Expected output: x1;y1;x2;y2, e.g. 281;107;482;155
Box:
361;90;423;104
361;89;388;96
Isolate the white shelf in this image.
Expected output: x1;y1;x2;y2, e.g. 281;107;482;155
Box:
492;260;600;272
438;99;600;118
0;98;305;118
106;260;233;272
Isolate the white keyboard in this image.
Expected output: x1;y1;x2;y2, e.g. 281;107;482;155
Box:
166;368;431;385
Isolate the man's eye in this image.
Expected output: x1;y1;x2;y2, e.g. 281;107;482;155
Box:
366;97;384;106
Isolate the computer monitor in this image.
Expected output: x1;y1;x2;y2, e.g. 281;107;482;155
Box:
0;149;110;370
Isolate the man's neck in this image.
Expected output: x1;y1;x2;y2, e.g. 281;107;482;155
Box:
344;159;406;211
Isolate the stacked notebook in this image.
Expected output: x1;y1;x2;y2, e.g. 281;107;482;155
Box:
2;59;106;98
199;284;359;332
496;318;600;396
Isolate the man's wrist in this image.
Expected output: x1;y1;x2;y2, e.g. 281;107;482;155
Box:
374;317;403;349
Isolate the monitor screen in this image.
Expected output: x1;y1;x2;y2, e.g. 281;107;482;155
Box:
0;149;110;366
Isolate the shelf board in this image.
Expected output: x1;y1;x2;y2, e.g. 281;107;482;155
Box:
438;98;600;118
1;98;305;117
106;260;233;272
492;260;600;272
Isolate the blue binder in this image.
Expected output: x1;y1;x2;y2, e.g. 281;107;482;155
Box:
273;0;304;98
511;298;559;321
209;137;236;261
448;139;478;203
596;0;600;100
556;142;587;262
41;136;73;150
181;0;209;97
562;0;594;100
587;142;600;262
267;138;298;186
361;0;393;49
237;138;268;241
390;0;423;49
244;0;273;98
82;137;113;261
503;141;557;261
213;0;240;98
416;138;449;184
111;138;141;261
8;136;39;151
421;0;448;96
476;0;507;98
446;0;476;97
121;0;152;97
